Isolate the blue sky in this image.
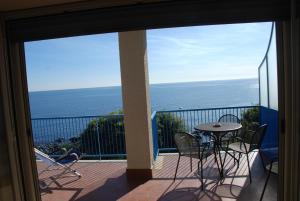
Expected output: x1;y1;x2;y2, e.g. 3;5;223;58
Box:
25;22;272;92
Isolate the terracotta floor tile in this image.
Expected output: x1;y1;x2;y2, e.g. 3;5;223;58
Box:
37;151;277;201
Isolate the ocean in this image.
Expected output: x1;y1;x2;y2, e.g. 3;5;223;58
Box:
29;78;259;118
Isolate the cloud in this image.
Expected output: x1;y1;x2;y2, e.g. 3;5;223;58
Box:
25;22;272;91
147;22;272;83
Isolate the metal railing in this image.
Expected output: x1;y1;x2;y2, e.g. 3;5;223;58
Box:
31;114;126;159
32;105;259;159
155;106;259;152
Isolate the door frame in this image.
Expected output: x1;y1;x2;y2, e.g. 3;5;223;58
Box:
2;1;293;200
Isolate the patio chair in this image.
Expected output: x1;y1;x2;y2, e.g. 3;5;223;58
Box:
35;148;82;189
192;130;214;148
218;114;241;124
173;132;219;190
217;114;242;156
227;124;268;183
218;114;241;140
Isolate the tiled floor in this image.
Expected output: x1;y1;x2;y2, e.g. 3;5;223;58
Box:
37;151;277;201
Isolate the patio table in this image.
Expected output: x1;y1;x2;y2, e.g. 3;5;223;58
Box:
194;122;242;178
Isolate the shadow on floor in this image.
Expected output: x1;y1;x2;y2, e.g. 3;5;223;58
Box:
158;187;222;201
39;174;83;200
38;152;277;201
237;153;278;201
75;172;145;201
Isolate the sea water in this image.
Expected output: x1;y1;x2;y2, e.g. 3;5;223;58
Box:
29;78;258;118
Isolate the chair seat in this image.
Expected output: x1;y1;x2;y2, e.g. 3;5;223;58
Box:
228;142;250;153
260;147;278;162
182;146;214;159
57;153;79;164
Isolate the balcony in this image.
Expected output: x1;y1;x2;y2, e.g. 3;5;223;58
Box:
37;153;276;201
34;105;278;201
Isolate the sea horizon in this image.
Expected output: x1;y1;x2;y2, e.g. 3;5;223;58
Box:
29;78;259;118
28;77;257;93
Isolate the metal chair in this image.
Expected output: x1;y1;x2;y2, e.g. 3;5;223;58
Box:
173;132;219;190
227;124;268;183
218;114;241;147
218;114;241;124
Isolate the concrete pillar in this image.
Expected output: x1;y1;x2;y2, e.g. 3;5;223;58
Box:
118;30;153;180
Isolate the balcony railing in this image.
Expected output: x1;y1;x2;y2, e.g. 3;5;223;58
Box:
154;106;259;152
31;115;126;159
32;105;259;159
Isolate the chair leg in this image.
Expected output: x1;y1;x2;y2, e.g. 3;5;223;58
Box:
213;143;217;162
237;153;242;168
223;149;228;168
259;151;266;171
190;155;193;172
200;159;204;190
233;151;236;165
260;162;273;201
174;154;181;181
213;148;221;176
246;153;252;183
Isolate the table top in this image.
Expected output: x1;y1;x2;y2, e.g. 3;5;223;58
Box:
194;122;242;133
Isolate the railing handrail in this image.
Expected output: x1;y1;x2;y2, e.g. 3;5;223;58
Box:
31;114;124;120
31;106;258;120
258;22;275;70
156;105;258;113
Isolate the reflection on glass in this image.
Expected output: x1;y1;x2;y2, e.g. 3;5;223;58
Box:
267;30;278;110
259;61;268;107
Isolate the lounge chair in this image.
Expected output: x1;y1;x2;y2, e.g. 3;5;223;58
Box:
35;148;82;189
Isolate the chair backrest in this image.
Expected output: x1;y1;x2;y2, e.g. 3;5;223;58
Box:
35;148;81;165
34;148;56;165
218;114;241;123
250;124;268;150
174;132;199;156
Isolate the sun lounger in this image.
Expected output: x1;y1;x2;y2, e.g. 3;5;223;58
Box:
35;148;81;189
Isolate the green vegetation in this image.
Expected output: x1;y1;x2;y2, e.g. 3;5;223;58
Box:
240;107;260;142
241;107;260;130
79;110;187;156
79;110;125;159
36;110;125;159
156;113;186;150
35;138;80;158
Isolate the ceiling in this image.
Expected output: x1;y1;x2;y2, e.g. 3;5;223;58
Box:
0;0;86;12
0;0;165;12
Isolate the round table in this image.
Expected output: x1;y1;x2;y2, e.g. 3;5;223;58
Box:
194;122;242;134
194;122;242;178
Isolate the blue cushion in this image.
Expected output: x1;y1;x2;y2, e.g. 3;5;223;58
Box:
56;153;79;164
260;147;278;162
